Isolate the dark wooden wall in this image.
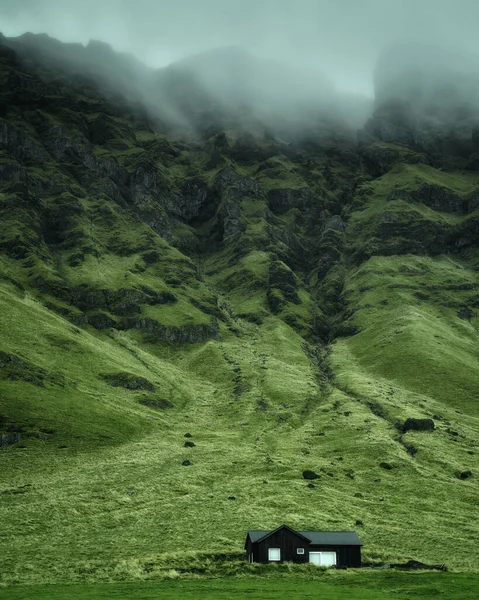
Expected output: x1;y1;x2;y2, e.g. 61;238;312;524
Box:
248;534;362;567
252;529;310;564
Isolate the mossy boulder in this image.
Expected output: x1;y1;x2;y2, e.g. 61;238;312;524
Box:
403;418;435;432
302;469;320;480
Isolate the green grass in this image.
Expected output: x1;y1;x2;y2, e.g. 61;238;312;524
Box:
336;254;479;413
2;40;479;588
358;163;479;199
2;572;479;600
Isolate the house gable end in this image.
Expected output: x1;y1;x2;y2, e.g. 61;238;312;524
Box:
256;524;311;544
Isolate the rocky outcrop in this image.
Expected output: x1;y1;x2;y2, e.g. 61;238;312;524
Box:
217;188;246;238
350;207;453;262
140;398;174;409
229;132;263;164
267;259;301;310
177;178;209;220
267;187;320;214
0;432;22;447
87;312;117;330
467;189;479;212
41;124;91;161
102;372;155;391
121;317;220;343
402;418;435;432
413;184;464;214
0;159;28;183
0;119;49;162
88;113;134;146
359;143;401;177
0;351;65;387
213;166;262;197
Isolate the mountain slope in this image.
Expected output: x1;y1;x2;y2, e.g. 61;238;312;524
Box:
0;34;478;584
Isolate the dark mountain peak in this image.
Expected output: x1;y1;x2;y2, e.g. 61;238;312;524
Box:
86;39;115;53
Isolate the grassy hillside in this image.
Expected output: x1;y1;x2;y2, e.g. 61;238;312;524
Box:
0;34;479;585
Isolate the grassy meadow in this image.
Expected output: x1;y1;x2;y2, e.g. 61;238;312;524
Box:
2;572;479;600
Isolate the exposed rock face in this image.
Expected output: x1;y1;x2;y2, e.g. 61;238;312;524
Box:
359;143;401;177
467;189;479;212
121;317;220;343
0;119;49;162
268;260;300;305
267;187;320;214
88;312;116;330
413;184;464;214
178;179;209;220
218;188;246;238
316;225;344;279
213;166;262;197
350;206;454;262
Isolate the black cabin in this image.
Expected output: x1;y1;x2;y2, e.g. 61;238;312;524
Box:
244;524;362;567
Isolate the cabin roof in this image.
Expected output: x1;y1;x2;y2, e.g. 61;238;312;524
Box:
246;527;363;546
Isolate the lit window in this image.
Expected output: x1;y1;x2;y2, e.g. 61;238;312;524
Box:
297;548;305;554
268;548;281;561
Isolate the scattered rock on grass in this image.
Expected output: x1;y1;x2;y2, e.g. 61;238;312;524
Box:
379;462;394;470
302;469;320;480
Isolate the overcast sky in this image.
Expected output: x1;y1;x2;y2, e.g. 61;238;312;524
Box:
1;0;479;96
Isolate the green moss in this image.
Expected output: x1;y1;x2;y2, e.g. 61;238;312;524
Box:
360;163;479;199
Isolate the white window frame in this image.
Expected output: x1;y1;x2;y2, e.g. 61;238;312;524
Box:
297;548;305;554
268;547;281;561
309;551;337;566
319;551;337;567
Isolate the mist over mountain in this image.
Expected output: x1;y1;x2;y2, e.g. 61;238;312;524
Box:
0;30;374;140
1;2;479;589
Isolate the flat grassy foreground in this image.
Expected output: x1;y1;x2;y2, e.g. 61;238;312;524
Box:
1;572;479;600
